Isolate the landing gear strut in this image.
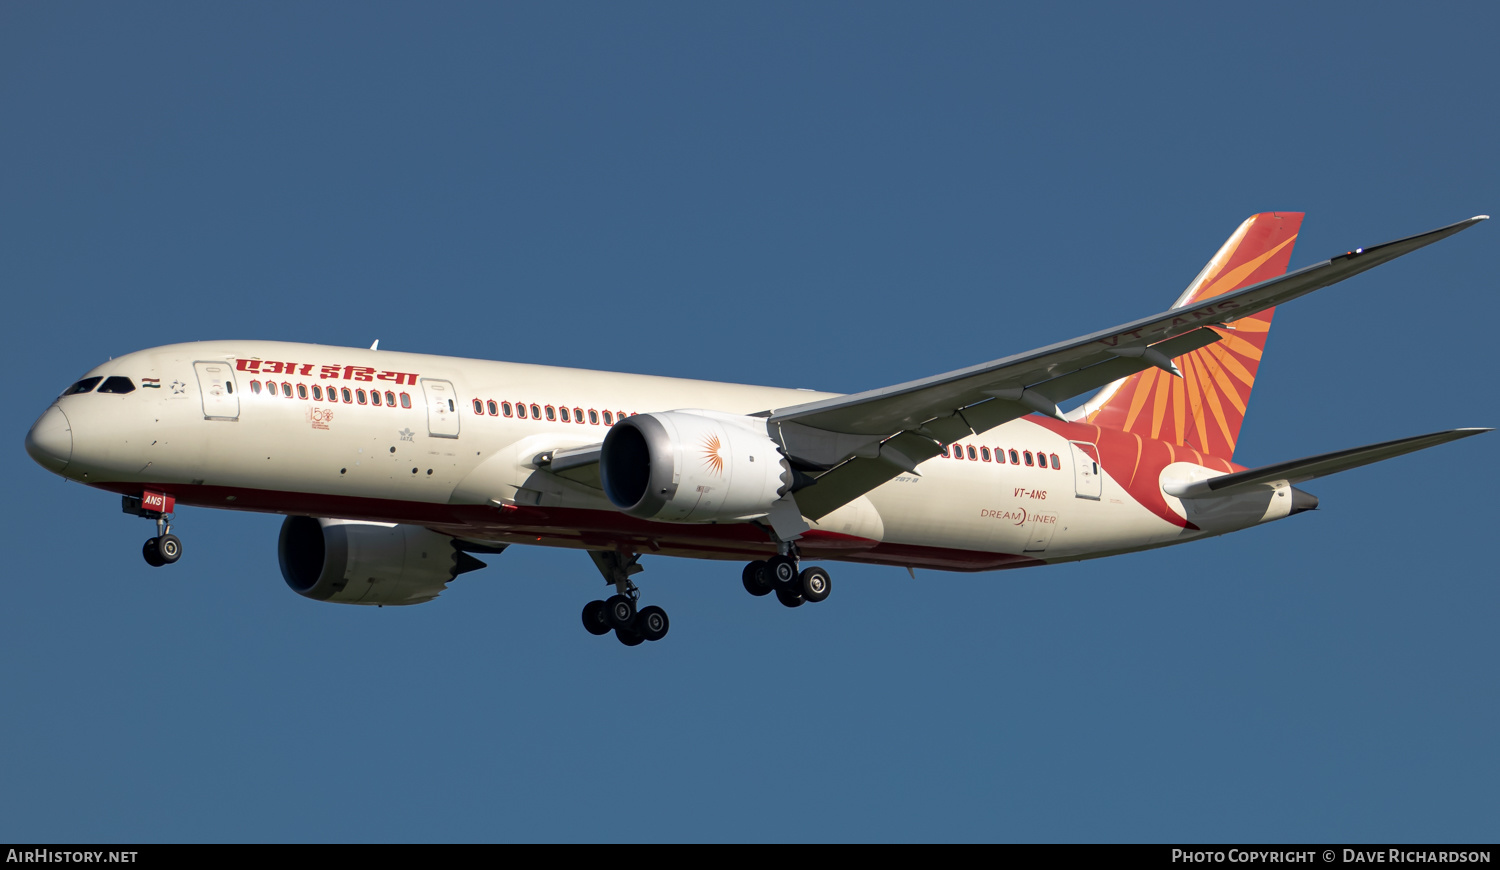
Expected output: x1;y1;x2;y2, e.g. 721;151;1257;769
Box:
741;543;832;609
124;494;182;568
583;551;669;645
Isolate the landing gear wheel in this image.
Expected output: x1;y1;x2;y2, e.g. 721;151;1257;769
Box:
799;566;831;603
582;600;611;636
604;594;637;630
637;605;670;642
766;555;799;589
142;538;165;568
775;586;805;608
742;561;773;597
615;627;645;646
156;534;182;564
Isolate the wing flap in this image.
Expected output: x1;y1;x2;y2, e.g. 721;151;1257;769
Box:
1163;428;1491;499
798;431;941;520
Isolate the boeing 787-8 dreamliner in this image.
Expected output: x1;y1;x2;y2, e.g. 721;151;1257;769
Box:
24;213;1490;645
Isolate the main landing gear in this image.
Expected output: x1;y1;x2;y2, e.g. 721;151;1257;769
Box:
583;551;669;646
123;494;183;568
741;545;832;609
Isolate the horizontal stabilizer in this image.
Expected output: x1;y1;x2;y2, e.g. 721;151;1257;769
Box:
1163;428;1491;499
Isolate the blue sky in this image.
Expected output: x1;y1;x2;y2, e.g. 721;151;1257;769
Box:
3;2;1495;842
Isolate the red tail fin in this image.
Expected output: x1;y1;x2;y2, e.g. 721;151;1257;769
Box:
1073;212;1304;460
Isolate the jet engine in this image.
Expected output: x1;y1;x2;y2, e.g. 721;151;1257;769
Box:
278;517;486;606
599;410;792;523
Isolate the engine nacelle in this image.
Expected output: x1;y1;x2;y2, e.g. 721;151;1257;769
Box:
599;410;792;523
278;516;486;606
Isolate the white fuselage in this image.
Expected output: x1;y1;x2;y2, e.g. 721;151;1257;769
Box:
31;340;1293;572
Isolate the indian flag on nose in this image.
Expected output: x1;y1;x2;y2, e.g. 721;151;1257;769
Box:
142;378;161;388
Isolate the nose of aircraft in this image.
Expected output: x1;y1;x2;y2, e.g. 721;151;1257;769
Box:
25;404;73;473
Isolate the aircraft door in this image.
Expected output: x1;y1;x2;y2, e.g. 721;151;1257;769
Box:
1069;441;1102;500
420;379;460;438
193;361;240;421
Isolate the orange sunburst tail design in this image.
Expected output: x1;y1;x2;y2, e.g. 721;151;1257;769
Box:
1073;212;1303;462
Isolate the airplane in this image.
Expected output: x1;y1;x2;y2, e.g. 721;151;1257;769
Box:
23;212;1491;646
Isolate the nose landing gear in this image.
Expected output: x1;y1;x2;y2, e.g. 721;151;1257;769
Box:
124;493;183;568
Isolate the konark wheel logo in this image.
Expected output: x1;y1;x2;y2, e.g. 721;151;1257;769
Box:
701;434;725;476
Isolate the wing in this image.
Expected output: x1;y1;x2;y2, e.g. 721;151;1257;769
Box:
767;215;1487;519
544;443;603;489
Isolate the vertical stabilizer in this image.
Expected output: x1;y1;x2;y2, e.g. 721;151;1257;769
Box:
1069;212;1303;460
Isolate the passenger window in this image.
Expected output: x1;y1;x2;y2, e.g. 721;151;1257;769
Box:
530;404;540;419
516;404;527;419
940;446;950;458
267;381;278;397
386;391;396;406
357;390;368;404
62;377;103;396
371;390;382;406
1051;453;1061;470
400;392;411;409
1024;451;1034;466
473;399;483;414
487;400;497;416
298;384;308;399
325;387;336;402
603;411;614;425
589;409;599;425
618;411;627;421
980;447;991;462
966;446;977;460
280;382;291;397
560;407;570;422
1009;449;1019;464
250;380;262;395
342;388;353;403
546;405;556;421
574;407;584;424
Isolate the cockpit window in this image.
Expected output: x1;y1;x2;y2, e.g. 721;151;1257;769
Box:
97;376;136;394
63;377;103;396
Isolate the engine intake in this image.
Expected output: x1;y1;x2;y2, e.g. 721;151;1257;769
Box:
278;516;486;606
